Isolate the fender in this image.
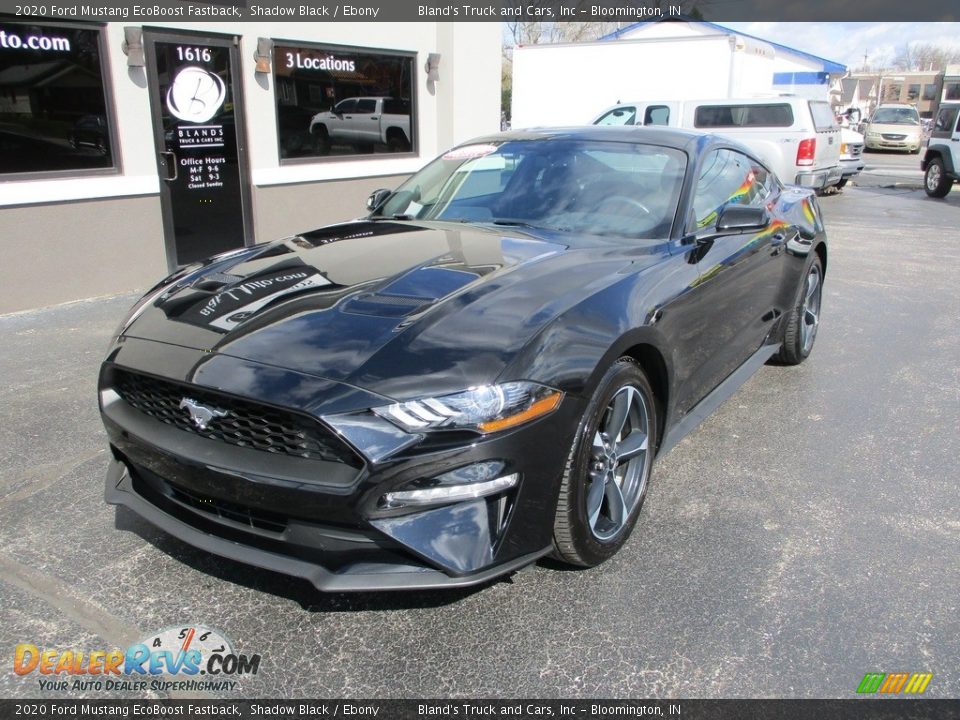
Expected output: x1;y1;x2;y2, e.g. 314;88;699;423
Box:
922;145;956;175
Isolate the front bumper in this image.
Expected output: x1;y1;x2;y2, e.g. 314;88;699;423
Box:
840;157;865;178
864;136;921;152
106;459;550;591
100;355;577;591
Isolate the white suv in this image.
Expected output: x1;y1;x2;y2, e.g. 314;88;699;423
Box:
921;103;960;197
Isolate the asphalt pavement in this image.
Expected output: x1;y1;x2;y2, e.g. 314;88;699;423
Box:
1;185;958;699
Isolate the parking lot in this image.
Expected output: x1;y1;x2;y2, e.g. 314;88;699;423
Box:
1;184;957;699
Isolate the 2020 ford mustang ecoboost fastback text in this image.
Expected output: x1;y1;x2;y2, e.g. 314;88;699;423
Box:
100;127;826;591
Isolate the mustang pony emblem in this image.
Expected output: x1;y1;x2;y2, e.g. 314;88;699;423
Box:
179;398;228;430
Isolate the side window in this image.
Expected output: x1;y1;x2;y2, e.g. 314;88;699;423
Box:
644;105;670;126
595;107;636;126
354;98;377;114
691;150;768;229
334;99;357;114
935;107;959;134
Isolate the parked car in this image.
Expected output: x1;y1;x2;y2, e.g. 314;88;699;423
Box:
862;104;923;153
837;126;865;188
70;114;110;155
592;96;844;192
309;96;411;154
100;127;827;591
921;102;960;197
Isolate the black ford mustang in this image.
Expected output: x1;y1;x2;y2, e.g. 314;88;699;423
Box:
100;127;826;591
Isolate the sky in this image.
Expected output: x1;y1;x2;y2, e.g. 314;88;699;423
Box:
722;22;960;71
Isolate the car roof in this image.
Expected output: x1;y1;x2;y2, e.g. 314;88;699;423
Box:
467;125;707;151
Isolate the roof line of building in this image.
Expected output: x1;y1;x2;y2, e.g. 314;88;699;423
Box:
599;18;847;74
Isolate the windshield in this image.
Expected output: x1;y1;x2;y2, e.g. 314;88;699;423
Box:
372;139;687;239
871;108;920;125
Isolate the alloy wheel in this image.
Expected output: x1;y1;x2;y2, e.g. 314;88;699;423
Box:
586;385;652;541
926;164;942;193
801;263;822;354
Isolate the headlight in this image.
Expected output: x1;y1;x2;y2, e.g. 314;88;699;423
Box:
373;382;562;434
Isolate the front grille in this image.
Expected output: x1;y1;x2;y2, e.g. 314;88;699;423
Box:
112;369;361;467
168;481;288;533
882;134;906;141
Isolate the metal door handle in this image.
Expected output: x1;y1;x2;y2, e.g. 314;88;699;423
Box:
159;151;177;181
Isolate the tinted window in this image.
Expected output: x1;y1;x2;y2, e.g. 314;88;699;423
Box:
644;105;670;126
0;22;114;176
935;106;959;134
944;83;960;101
375;140;687;240
273;43;415;160
694;104;793;128
808;102;837;131
692;149;768;230
594;106;636;126
922;84;938;101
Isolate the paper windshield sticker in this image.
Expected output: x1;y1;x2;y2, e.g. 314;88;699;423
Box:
442;144;499;161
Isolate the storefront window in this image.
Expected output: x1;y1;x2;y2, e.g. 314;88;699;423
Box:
272;42;415;161
0;21;115;175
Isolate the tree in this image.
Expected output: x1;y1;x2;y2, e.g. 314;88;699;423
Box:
892;42;960;72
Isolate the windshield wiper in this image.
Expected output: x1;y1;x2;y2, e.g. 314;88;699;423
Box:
490;218;542;229
370;213;416;221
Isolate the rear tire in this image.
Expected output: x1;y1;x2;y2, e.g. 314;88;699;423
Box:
777;254;823;365
552;359;657;567
924;158;952;198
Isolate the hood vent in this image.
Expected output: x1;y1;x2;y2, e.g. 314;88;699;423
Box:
341;293;435;318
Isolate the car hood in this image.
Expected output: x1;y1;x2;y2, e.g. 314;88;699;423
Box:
121;220;660;400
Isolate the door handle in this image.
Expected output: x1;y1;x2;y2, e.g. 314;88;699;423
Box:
159;151;177;181
370;117;379;121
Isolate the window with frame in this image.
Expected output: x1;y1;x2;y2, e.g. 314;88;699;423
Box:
945;82;960;101
272;42;415;161
693;103;793;128
594;106;636;126
0;21;115;176
922;84;938;101
692;149;770;230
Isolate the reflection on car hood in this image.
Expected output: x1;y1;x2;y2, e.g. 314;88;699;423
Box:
122;220;659;399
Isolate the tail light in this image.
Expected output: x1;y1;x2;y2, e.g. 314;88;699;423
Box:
797;138;816;167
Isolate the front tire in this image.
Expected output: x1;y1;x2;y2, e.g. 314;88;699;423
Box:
552;359;657;567
777;254;823;365
924;158;952;198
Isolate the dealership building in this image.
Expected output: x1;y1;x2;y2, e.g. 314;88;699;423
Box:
0;19;500;313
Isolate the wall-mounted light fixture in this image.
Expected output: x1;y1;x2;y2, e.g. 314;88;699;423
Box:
425;53;441;83
121;27;144;68
254;38;273;74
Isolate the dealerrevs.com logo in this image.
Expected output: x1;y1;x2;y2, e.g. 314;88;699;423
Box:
13;625;261;693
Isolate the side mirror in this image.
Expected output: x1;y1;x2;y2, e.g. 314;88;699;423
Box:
716;204;770;232
366;188;392;212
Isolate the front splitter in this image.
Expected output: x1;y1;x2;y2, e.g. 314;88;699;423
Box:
104;459;550;592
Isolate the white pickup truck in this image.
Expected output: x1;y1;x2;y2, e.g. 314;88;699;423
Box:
593;97;846;191
309;96;411;154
